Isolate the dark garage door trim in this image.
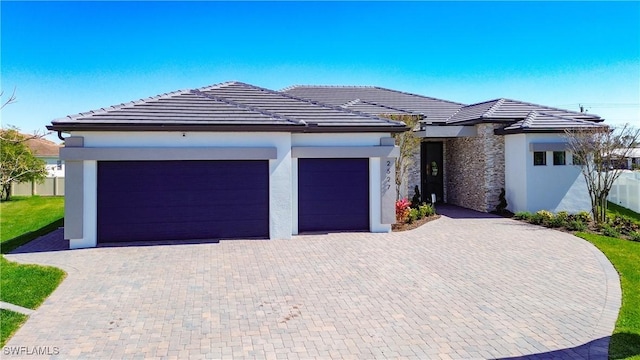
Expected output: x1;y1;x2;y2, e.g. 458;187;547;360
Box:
298;158;369;233
97;160;269;243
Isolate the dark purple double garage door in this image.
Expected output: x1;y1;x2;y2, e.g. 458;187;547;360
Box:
97;159;369;243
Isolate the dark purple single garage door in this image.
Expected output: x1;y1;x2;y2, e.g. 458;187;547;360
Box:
298;158;369;233
97;160;269;243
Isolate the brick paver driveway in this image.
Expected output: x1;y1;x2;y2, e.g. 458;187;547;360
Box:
4;206;620;359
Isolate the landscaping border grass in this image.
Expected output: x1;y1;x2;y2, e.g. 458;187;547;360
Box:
608;201;640;222
0;309;28;348
0;195;66;347
0;256;66;310
0;196;64;242
577;232;640;359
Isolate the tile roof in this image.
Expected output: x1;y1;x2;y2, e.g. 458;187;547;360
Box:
48;82;407;133
496;111;605;134
446;98;603;125
281;86;465;123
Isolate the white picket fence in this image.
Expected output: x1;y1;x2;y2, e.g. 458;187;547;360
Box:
608;171;640;213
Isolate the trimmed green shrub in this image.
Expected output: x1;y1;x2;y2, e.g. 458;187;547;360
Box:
407;208;419;224
575;211;591;223
535;210;554;226
547;215;567;228
610;215;640;235
513;211;532;221
556;211;569;222
529;213;545;225
418;203;435;218
601;224;621;238
567;219;587;231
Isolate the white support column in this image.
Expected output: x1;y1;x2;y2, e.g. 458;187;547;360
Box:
70;160;97;249
291;158;299;235
370;158;391;233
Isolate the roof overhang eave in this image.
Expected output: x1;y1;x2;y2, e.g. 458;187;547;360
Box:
494;127;603;135
446;117;518;126
47;123;409;134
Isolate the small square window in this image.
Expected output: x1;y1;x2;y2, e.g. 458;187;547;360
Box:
572;153;585;165
553;151;566;165
533;151;546;166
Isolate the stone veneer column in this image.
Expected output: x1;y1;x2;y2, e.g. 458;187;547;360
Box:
405;146;421;200
445;124;505;212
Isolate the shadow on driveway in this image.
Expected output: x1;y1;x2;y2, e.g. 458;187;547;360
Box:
9;228;69;254
9;228;273;254
496;333;640;360
436;204;502;219
494;336;608;359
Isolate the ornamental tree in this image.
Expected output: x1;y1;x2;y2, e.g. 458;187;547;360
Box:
565;123;640;224
0;127;47;201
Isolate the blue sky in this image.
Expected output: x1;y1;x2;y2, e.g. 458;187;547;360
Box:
2;1;639;142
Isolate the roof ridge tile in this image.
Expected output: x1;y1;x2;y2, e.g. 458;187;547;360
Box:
521;110;538;128
501;98;602;120
372;86;466;106
484;98;506;118
359;100;416;116
190;88;303;125
241;82;406;127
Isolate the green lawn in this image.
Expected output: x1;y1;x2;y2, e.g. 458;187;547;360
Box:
578;232;640;359
1;196;64;242
608;201;640;222
0;256;66;309
0;195;66;347
0;310;28;347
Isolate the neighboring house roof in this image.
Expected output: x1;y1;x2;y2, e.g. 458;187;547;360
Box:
613;147;640;158
25;136;61;157
48;82;408;133
446;98;603;125
281;85;465;123
496;111;604;134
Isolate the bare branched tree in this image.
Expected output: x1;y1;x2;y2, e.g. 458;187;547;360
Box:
1;88;50;143
0;90;52;201
565;123;640;224
1;88;17;110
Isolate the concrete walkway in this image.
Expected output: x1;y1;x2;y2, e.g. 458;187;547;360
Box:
3;207;620;359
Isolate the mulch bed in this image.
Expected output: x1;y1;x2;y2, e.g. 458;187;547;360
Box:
392;215;441;232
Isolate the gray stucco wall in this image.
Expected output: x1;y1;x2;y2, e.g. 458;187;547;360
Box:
64;161;83;240
445;124;505;212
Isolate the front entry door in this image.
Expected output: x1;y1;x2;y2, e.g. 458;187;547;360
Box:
421;142;444;203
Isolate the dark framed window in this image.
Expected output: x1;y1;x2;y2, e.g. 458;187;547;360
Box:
553;151;566;165
533;151;546;166
572;152;585;165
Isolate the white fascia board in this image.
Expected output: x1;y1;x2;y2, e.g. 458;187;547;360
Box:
416;125;477;138
291;146;399;158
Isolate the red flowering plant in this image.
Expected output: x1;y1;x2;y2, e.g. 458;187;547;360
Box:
395;198;411;223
